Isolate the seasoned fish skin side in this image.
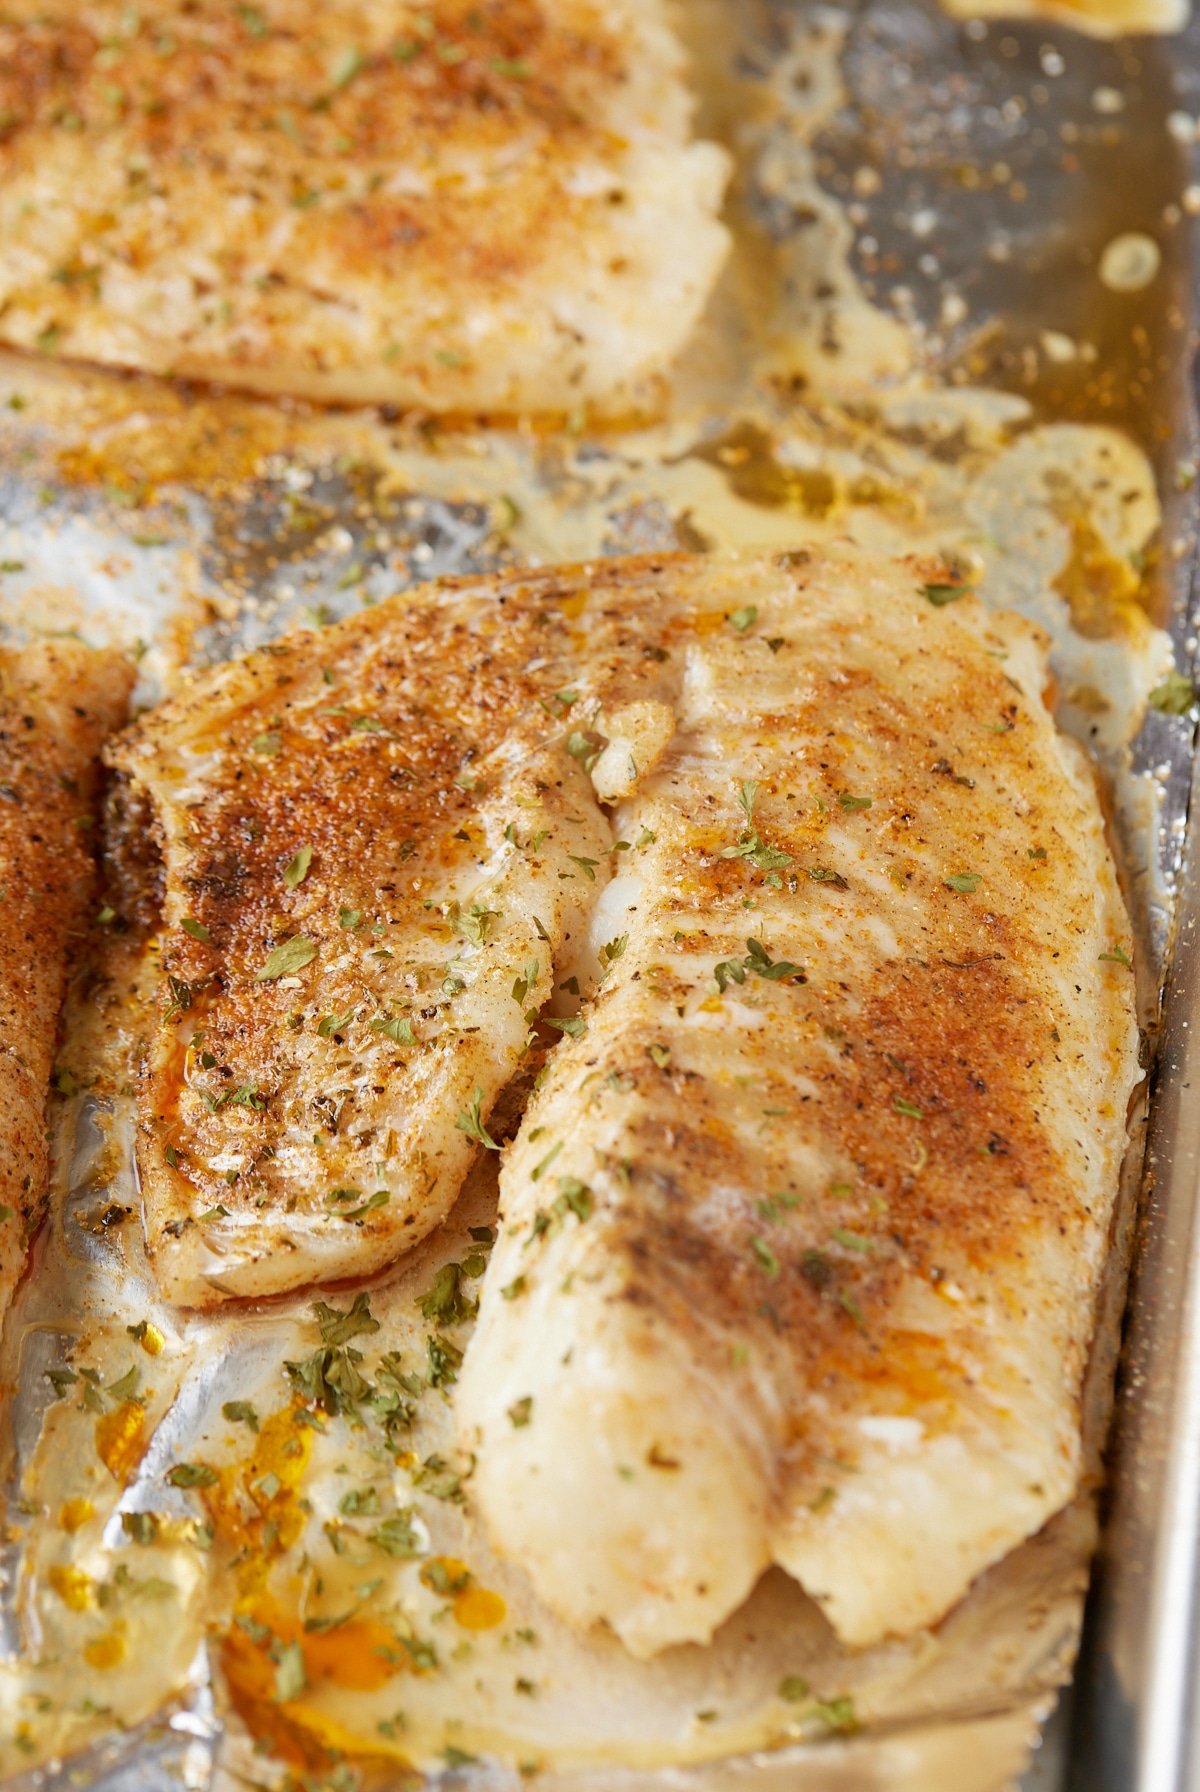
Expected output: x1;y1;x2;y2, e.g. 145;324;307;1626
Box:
0;1;729;413
456;552;1140;1656
0;640;132;1320
107;568;691;1308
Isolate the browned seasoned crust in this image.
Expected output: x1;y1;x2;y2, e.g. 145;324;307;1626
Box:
0;640;132;1304
0;3;729;410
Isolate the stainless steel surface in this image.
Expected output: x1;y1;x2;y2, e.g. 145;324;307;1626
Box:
1070;673;1200;1792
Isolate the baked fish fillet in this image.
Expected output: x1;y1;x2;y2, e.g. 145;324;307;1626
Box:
456;550;1140;1655
0;1;728;413
0;640;131;1320
108;573;667;1307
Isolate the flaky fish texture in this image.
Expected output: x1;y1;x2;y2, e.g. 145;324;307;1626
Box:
455;551;1140;1656
0;640;131;1321
107;573;653;1307
0;1;729;413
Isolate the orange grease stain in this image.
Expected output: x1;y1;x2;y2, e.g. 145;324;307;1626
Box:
205;1409;417;1774
454;1584;506;1631
200;1406;312;1598
420;1556;507;1631
48;1565;93;1611
220;1604;405;1775
58;1498;94;1533
84;1625;127;1670
95;1401;147;1485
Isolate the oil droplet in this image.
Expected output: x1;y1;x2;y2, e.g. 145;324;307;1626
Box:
693;422;839;517
1051;516;1147;642
84;1626;127;1670
48;1564;93;1611
202;1408;313;1598
304;1617;403;1691
1098;233;1161;295
137;1323;165;1357
454;1585;507;1632
58;1498;94;1533
95;1401;147;1485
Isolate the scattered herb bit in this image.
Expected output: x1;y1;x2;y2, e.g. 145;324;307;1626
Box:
455;1087;500;1151
779;1676;810;1703
751;1236;780;1278
369;1511;424;1558
922;582;970;607
286;1343;371;1418
1148;668;1198;716
315;1293;380;1347
427;1333;463;1387
543;1014;586;1040
508;1396;533;1428
256;936;316;980
809;1695;858;1734
371;1015;417;1046
893;1097;923;1119
944;872;981;894
121;1512;159;1545
410;1454;465;1502
511;960;539;1006
418;1263;476;1327
167;1463;218;1489
808;866;848;889
838;1289;865;1327
250;730;281;757
647;1042;671;1068
531;1141;563;1182
837;793;872;812
181;917;212;944
600;933;629;969
567;854;599;881
222;1401;259;1432
164;976;193;1020
273;1639;306;1703
554;1176;593;1222
729;604;758;633
1100;945;1133;969
339;906;362;929
318;1009;355;1038
721;781;792;872
830;1228;872;1253
329;43;364;89
283;845;313;888
715;937;804;992
501;1276;526;1300
451;900;498;946
339;1486;381;1517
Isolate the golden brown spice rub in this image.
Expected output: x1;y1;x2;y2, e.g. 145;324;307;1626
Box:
107;565;686;1305
0;639;132;1318
455;549;1140;1657
0;1;729;410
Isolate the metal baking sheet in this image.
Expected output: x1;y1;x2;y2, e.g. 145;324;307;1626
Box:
0;1;1197;1788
